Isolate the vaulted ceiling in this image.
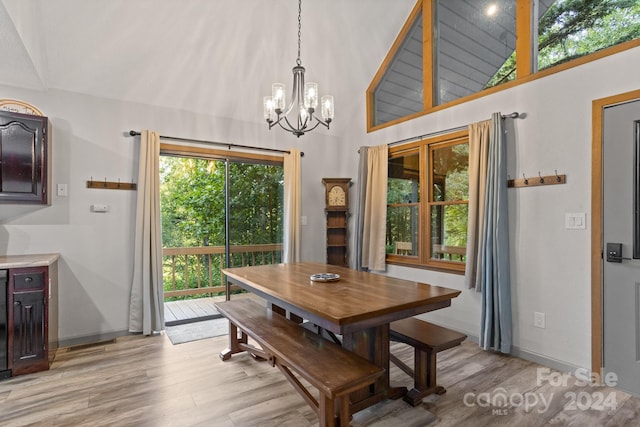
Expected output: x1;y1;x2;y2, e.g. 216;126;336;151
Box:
0;0;416;135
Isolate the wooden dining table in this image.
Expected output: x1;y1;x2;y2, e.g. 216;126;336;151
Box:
221;261;461;413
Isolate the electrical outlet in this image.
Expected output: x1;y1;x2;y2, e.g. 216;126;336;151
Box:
534;312;546;329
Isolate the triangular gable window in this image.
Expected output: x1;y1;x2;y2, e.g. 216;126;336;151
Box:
370;4;424;128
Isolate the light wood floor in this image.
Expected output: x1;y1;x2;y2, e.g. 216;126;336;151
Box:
0;332;639;426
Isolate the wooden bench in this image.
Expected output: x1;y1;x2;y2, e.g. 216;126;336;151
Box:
389;317;466;406
215;298;384;427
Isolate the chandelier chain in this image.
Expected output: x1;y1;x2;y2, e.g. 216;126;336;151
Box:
296;0;302;66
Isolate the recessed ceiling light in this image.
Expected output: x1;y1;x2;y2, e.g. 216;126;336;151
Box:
486;4;498;16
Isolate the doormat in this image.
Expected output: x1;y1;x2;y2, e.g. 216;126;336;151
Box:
165;318;229;345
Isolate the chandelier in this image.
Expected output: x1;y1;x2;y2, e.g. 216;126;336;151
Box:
263;0;334;138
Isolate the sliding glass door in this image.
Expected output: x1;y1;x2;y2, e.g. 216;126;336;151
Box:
159;149;284;301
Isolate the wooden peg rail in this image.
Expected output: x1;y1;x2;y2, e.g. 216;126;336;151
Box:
87;178;137;190
508;173;566;188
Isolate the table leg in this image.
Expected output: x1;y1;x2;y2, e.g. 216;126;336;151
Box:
342;324;406;412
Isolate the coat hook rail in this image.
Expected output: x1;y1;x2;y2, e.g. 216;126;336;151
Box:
87;177;137;190
508;172;566;188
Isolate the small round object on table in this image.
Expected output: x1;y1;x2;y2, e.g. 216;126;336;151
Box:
310;273;341;282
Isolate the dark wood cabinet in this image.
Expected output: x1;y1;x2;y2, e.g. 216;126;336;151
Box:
0;111;50;204
8;267;50;376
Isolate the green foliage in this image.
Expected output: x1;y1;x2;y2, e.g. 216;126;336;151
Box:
160;155;284;296
487;0;640;87
160;156;225;247
160;156;284;248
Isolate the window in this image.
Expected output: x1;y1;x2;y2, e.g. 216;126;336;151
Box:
435;0;517;105
386;131;469;272
371;8;424;127
536;0;640;71
368;0;640;131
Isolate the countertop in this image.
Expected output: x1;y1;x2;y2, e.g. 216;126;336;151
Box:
0;253;60;269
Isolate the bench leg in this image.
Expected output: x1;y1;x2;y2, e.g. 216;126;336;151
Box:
318;395;336;427
403;348;446;407
219;322;248;361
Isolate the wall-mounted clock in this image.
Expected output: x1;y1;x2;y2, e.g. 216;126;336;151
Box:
0;99;43;116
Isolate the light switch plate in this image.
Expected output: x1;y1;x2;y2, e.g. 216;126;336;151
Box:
57;183;68;197
565;212;586;229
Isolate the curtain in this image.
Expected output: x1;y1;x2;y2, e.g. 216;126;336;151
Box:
354;147;369;270
465;120;491;289
359;144;388;271
129;130;164;335
465;113;512;353
283;148;301;263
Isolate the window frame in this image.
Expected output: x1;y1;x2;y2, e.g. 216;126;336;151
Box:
386;129;469;273
160;143;284;166
367;0;640;132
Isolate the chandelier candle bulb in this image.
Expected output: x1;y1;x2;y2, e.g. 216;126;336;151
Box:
272;83;286;111
321;95;334;121
263;97;276;121
299;105;308;122
304;82;318;109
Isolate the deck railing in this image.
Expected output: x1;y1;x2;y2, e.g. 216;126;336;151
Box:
162;243;283;299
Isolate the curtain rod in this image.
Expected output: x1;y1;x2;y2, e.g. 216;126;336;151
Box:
388;111;521;148
127;131;303;156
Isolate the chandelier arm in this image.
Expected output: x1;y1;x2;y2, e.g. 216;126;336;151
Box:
268;117;282;130
307;117;329;132
276;120;296;134
313;118;330;130
282;114;328;136
282;114;306;134
304;109;330;130
279;118;304;138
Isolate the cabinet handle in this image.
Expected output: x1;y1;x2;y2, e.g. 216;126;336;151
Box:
14;301;21;306
25;276;33;282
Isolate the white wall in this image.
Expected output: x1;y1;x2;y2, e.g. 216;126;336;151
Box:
341;47;640;371
0;85;339;343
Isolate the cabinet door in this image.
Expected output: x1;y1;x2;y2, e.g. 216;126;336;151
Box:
8;266;49;376
10;290;48;375
0;111;49;204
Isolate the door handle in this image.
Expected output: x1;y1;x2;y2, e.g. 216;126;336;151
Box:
606;242;632;262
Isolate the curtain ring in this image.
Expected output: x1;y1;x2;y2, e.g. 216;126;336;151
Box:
539;172;544;184
555;170;561;182
523;173;528;185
